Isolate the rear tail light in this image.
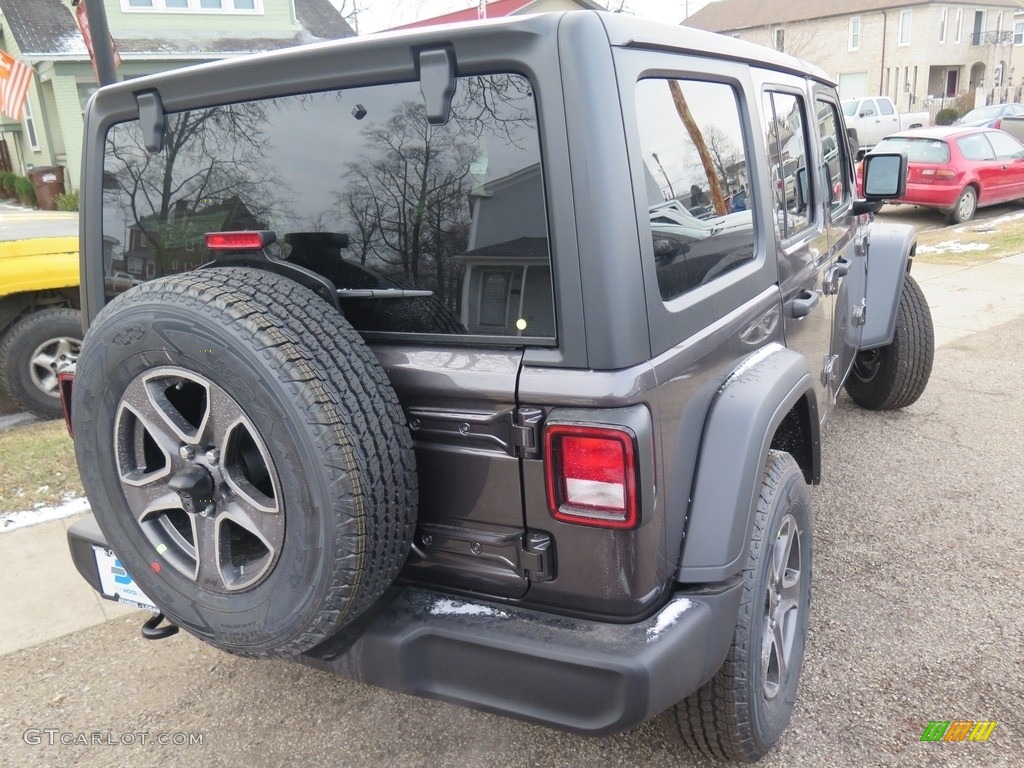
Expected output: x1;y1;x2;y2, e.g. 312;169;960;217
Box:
919;168;957;183
204;230;276;251
544;424;639;529
994;118;1002;130
58;370;74;437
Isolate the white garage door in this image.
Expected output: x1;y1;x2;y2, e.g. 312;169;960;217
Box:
838;72;869;100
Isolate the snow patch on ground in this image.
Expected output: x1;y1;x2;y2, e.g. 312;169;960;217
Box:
430;598;508;618
647;598;695;641
916;241;992;254
0;497;90;534
953;209;1024;234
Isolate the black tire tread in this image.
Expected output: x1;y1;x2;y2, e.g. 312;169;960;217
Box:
0;306;82;419
844;274;934;411
663;450;807;763
81;268;416;657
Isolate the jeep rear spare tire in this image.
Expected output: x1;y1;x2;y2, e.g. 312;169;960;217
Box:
71;268;417;657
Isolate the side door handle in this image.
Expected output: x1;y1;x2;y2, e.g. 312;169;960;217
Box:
788;289;820;318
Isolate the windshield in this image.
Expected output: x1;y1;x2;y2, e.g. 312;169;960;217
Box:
874;136;950;163
960;105;1003;122
841;100;858;117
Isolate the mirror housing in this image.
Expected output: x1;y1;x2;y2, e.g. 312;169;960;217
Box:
853;150;907;215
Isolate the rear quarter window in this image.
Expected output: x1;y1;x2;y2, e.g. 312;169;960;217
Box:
874;137;950;163
101;74;555;342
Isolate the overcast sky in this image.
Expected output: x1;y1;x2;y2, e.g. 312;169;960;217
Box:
331;1;715;34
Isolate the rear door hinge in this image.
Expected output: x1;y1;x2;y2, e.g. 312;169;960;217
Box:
511;407;544;459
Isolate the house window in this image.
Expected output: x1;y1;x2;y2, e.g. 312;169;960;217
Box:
127;256;143;273
955;9;963;43
849;17;861;50
898;9;912;46
121;0;262;12
773;27;785;52
1015;20;1024;45
939;8;947;43
23;100;39;151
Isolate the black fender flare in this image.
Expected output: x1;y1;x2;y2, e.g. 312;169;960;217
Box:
862;222;915;350
675;343;819;583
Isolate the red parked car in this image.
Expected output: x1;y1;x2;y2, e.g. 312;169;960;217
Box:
866;126;1024;224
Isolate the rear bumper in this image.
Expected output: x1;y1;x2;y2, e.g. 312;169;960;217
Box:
68;514;742;736
893;182;961;210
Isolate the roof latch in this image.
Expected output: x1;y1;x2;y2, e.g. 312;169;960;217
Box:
135;90;165;154
418;48;456;126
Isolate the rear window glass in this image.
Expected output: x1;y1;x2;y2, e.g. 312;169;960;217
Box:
874;137;950;163
101;74;554;341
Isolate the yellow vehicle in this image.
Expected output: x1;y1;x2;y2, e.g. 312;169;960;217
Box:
0;234;81;419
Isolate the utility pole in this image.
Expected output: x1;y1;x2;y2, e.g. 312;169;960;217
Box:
77;0;119;86
651;152;675;200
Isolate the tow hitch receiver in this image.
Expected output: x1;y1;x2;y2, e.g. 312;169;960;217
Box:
141;613;179;641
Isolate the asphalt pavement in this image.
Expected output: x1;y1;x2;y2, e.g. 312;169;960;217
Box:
1;242;1022;767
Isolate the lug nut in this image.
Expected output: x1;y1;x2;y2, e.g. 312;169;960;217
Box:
200;503;215;518
205;448;220;464
179;445;195;460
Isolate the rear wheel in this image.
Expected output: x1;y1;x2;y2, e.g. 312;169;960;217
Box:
0;307;81;419
845;274;934;410
662;451;812;762
947;186;977;224
72;268;417;657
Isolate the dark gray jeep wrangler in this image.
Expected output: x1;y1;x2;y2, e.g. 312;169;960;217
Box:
63;11;933;762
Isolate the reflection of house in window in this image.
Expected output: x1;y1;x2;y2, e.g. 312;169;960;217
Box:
120;195;264;279
457;164;554;337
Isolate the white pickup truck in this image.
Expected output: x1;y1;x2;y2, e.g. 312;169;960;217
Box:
842;96;929;154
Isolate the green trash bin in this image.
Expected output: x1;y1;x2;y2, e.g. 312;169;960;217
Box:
27;166;66;211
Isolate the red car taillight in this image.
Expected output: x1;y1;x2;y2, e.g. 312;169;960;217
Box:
994;118;1002;130
544;424;639;529
919;167;957;184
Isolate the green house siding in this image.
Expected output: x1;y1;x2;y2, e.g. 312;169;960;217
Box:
107;0;299;35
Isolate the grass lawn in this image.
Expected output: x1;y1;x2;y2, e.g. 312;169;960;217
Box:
0;420;83;513
913;209;1024;265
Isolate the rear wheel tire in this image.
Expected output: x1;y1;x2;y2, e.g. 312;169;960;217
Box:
0;307;82;419
845;274;934;410
946;186;977;224
662;451;812;762
72;268;417;657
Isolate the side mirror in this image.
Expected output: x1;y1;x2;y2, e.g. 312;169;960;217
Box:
861;151;907;198
853;150;907;214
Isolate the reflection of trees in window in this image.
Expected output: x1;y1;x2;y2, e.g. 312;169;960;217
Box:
104;102;289;276
339;75;538;312
342;100;475;308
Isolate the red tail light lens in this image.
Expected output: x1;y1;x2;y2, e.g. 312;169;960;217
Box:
57;371;74;437
544;425;639;529
205;231;276;250
994;118;1002;130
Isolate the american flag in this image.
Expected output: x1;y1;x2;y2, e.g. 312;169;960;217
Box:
0;51;33;122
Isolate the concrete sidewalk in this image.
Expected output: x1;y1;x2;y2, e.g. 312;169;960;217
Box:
2;252;1023;657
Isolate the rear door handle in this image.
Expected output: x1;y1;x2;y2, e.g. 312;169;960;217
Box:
788;289;820;318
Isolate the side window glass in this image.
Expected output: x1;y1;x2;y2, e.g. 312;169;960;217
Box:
764;91;813;238
985;130;1024;160
878;99;894;116
956;133;996;161
817;99;850;214
635;78;756;302
861;101;877;117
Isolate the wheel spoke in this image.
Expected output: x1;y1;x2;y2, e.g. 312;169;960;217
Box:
221;498;283;557
31;350;57;369
771;618;788;682
120;479;182;523
121;377;192;457
200;393;249;451
194;515;225;590
779;576;802;614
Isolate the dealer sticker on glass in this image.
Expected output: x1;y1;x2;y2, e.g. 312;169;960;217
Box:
93;547;158;613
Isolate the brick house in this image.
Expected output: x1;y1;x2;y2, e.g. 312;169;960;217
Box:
0;0;353;192
685;0;1023;112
